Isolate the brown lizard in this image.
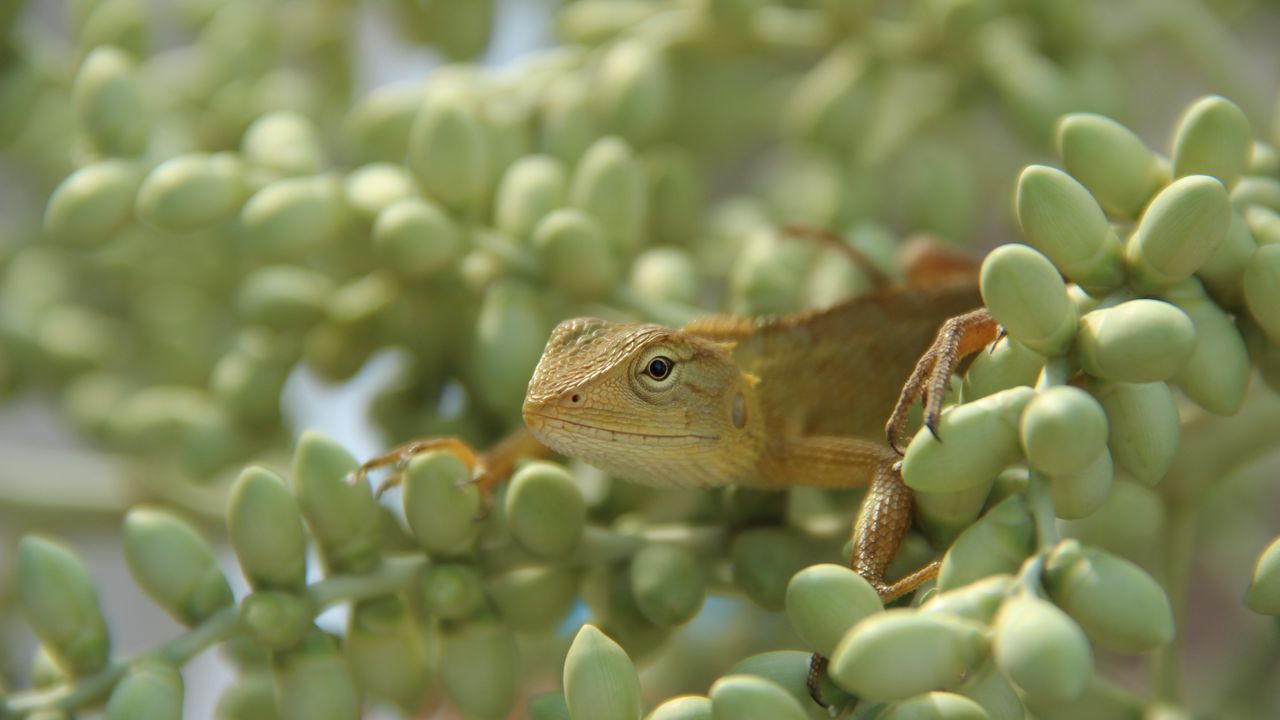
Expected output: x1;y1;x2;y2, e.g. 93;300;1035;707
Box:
353;236;998;702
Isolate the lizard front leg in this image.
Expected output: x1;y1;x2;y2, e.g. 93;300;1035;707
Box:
348;427;550;497
886;308;1000;454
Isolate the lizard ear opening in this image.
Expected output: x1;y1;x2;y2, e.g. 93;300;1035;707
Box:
732;392;747;429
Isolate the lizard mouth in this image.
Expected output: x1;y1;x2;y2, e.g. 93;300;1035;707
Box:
523;411;719;443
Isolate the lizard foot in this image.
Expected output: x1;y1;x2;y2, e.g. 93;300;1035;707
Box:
347;436;487;498
886;308;999;454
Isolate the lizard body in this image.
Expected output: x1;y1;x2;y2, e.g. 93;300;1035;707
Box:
523;276;981;494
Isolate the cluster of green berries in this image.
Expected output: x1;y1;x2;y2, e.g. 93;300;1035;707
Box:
4;1;1280;719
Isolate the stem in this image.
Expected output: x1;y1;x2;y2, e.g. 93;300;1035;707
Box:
1026;356;1069;550
307;555;428;608
1013;551;1048;597
1027;470;1059;551
2;556;430;717
1153;501;1195;704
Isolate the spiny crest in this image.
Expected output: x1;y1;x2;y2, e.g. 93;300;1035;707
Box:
527;318;676;403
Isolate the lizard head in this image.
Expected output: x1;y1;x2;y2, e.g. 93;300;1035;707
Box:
522;317;761;487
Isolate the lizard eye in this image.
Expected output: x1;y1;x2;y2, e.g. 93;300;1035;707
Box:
644;356;674;381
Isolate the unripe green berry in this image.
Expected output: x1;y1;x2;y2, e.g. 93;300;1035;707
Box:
441;621;518;718
630;247;701;307
1056;113;1167;219
486;565;579;632
726;650;850;709
136;153;246;233
240;175;345;259
979;244;1077;355
922;575;1015;624
122;507;233;626
409;86;489;210
631;543;706;626
1245;205;1280;246
1243;245;1280;343
564;624;643;720
992;595;1092;702
829;609;988;702
532;208;619;301
344;84;419;164
342;162;416;222
1020;386;1108;477
955;661;1023;720
1045;540;1174;652
541;75;598;166
1171;95;1252;188
880;692;991;720
570;136;648;255
1197;210;1257;306
1231;175;1280;212
402;451;480;555
240;591;312;651
421;563;485;620
1050;448;1114;520
227;466;308;591
593;39;672;144
1074;300;1196;383
506;461;587;558
1125;175;1231;291
785;563;883;657
236;265;333;329
471;280;552;419
646;695;713;720
708;675;807;720
530;692;572;720
372;197;464;277
731;528;809;611
105;660;183;720
44;159;141;248
1163;279;1250;414
242;111;324;178
960;338;1045;403
16;536;111;676
345;596;429;713
494;154;568;240
291;431;380;573
938;495;1033;592
1015;165;1124;293
1084;379;1180;486
1246;535;1280;615
73;46;148;156
270;628;360;720
903;387;1034;493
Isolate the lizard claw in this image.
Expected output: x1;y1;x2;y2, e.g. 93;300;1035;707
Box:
806;654;830;709
926;418;942;443
374;473;403;499
887;308;998;452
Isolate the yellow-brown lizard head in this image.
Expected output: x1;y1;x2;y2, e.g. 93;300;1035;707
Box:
522;317;762;487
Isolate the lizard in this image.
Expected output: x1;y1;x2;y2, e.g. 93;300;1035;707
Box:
352;235;999;704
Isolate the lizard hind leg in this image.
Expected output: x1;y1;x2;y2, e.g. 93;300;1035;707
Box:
806;459;940;709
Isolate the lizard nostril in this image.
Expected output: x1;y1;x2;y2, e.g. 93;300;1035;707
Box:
570;394;581;404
